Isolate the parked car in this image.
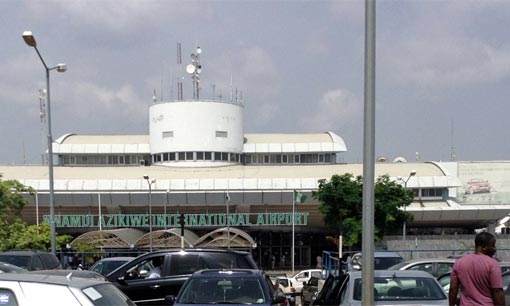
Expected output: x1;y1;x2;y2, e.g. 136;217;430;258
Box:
90;256;136;276
29;269;107;280
349;251;404;271
0;250;61;271
0;262;27;274
387;258;456;277
167;269;286;306
286;269;321;293
438;270;510;305
313;270;448;306
0;272;135;305
106;248;258;305
271;276;297;305
301;276;319;306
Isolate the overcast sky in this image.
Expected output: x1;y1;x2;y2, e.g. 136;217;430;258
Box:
1;0;509;165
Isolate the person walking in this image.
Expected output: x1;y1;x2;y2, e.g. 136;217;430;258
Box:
449;232;505;306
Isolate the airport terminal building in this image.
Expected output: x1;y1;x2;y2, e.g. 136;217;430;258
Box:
2;97;510;268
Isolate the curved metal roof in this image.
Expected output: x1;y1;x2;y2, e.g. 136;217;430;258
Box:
135;228;199;249
70;228;145;248
194;227;255;249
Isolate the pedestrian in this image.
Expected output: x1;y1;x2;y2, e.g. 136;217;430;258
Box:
449;232;505;306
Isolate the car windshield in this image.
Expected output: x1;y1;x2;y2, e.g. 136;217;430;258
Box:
91;260;129;275
83;283;136;306
374;257;404;269
353;277;447;301
179;277;267;304
0;255;30;269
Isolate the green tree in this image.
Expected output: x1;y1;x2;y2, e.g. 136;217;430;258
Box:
314;173;414;248
0;176;73;251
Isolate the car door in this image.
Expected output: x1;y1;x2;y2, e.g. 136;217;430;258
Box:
111;254;168;306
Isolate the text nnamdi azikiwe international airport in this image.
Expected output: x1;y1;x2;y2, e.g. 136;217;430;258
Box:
43;212;311;228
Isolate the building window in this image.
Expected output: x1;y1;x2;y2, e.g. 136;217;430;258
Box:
325;154;331;163
197;152;204;160
186;152;194;160
214;152;221;161
222;152;228;161
216;131;228;138
178;152;185;161
169;152;176;161
162;131;174;138
264;155;270;164
294;155;300;163
205;152;212;160
422;188;443;197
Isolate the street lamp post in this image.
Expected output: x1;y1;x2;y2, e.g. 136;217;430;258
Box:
143;175;156;252
402;170;417;240
23;31;67;255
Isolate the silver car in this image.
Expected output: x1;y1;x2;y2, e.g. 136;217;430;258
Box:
314;270;448;306
388;258;456;277
0;273;135;306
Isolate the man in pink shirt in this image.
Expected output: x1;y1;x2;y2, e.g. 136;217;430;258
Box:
449;232;505;306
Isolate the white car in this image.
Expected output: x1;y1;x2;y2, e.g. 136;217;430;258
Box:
0;273;135;306
287;269;322;292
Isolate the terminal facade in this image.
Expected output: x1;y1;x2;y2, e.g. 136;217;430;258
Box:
2;96;510;268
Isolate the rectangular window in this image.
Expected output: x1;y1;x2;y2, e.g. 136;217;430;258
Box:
294;155;300;163
186;152;194;160
222;152;228;161
325;154;331;163
214;152;221;161
282;155;288;163
205;152;212;160
178;152;185;160
169;152;176;161
197;152;204;160
162;131;174;138
276;155;282;163
270;155;277;164
119;155;125;164
230;153;236;162
264;155;270;164
163;153;169;161
257;154;264;164
216;131;228;138
319;154;324;163
155;154;162;162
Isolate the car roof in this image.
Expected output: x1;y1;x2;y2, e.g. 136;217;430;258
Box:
29;269;107;280
348;270;437;278
352;251;403;258
191;269;263;277
142;248;251;256
0;250;45;255
94;256;136;262
0;273;108;287
398;258;456;264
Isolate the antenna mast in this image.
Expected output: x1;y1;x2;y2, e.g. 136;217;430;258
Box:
177;42;183;100
450;118;456;161
186;46;202;100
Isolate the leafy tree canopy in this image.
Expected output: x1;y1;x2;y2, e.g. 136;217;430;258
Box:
313;173;414;248
0;176;72;251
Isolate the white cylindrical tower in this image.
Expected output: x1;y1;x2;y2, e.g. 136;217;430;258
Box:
149;100;244;167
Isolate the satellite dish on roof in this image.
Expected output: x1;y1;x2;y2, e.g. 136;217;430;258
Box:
393;156;408;163
186;64;196;74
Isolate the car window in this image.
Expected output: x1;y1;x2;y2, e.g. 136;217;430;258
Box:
0;256;30;270
202;253;255;269
21;282;83;304
311;271;321;278
169;255;199;275
355;277;447;301
409;263;433;274
437;263;453;275
83;283;136;306
31;256;45;271
0;289;18;306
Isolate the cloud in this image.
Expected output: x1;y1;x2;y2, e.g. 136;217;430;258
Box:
62;82;146;123
303;88;361;132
